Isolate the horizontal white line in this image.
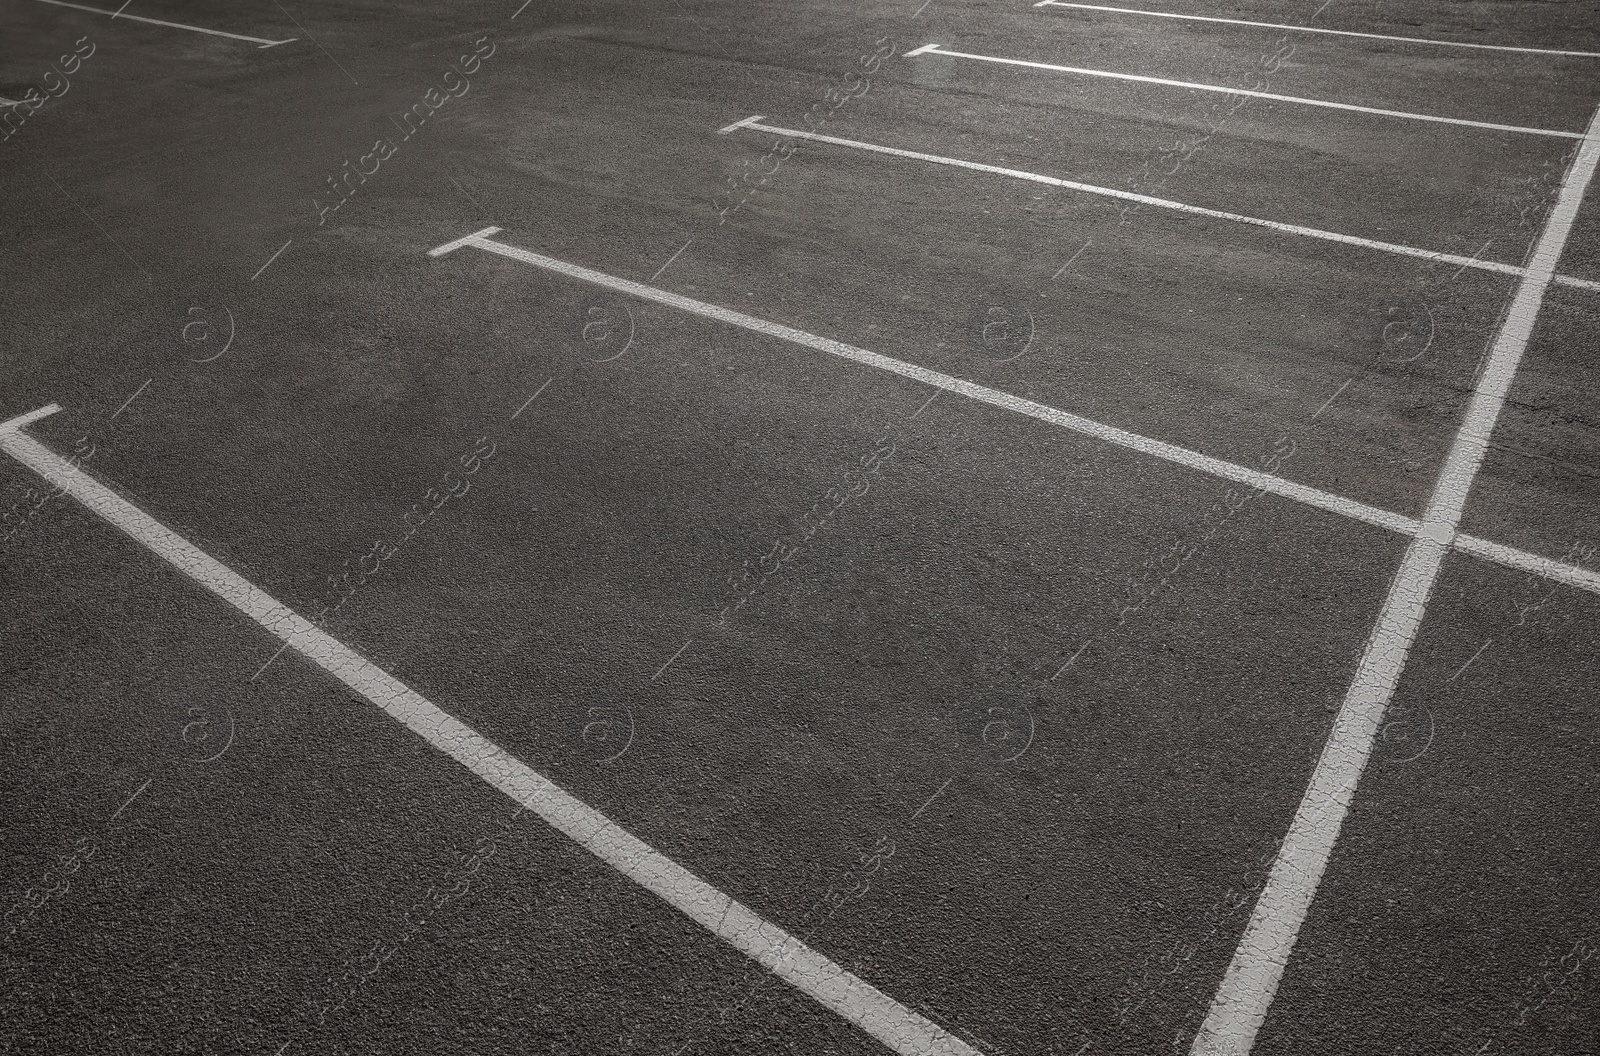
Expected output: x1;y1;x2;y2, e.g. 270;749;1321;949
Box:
1554;273;1600;292
431;230;1415;532
426;229;1600;598
0;405;976;1056
726;118;1598;291
1455;531;1600;594
1033;1;1600;59
0;403;65;434
30;0;297;46
911;44;1584;139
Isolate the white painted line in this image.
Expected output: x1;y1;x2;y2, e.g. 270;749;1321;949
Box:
29;0;297;47
1554;273;1600;292
427;225;503;257
908;44;1584;139
0;403;64;434
725;118;1599;291
1454;531;1600;595
1033;1;1600;58
428;228;1426;538
716;114;766;134
1191;100;1600;1056
0;405;981;1056
1447;238;1496;282
425;228;1600;603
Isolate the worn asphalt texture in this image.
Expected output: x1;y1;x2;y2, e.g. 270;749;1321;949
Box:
2;0;1599;1053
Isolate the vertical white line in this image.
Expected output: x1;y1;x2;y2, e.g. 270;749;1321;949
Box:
1191;101;1600;1056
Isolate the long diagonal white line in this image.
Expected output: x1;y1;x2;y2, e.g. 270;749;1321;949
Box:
427;227;1600;598
0;406;977;1056
29;0;297;46
718;118;1600;294
1032;1;1600;59
1190;100;1600;1056
906;44;1584;139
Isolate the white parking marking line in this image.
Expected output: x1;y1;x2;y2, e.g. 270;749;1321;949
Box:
907;44;1584;139
717;114;767;135
723;118;1599;292
1191;100;1600;1056
29;0;297;47
1454;532;1600;596
1033;1;1600;58
0;405;980;1056
427;228;1600;599
429;228;1420;534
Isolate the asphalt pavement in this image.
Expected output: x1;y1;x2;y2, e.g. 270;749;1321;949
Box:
2;0;1599;1054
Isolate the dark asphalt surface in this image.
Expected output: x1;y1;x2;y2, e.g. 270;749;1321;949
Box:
2;0;1599;1053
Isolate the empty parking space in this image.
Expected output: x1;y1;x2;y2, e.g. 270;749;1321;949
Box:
1248;552;1600;1056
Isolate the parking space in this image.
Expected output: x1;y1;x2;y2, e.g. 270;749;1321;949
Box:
1252;550;1600;1056
3;0;1599;1053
